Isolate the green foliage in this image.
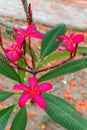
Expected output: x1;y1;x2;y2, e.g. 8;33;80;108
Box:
39;57;87;82
43;93;87;130
77;46;87;53
0;53;8;64
40;24;66;58
5;29;13;35
11;106;27;130
0;59;21;82
0;105;15;130
0;91;14;102
18;58;26;83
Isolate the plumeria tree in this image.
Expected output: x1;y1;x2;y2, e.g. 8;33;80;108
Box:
0;3;87;130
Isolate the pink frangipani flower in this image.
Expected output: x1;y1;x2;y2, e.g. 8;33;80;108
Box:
14;24;44;45
13;77;52;109
4;43;22;62
56;33;84;52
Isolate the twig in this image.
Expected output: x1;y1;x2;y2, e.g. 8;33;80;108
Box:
23;40;32;70
36;44;79;74
28;37;35;71
36;57;74;74
0;56;33;74
28;4;36;76
28;3;32;25
36;51;76;74
21;0;30;25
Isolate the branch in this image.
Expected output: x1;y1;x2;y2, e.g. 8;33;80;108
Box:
0;56;33;74
28;37;35;71
23;40;33;70
36;53;75;74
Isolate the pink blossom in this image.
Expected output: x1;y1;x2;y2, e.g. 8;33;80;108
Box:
14;24;44;45
13;77;52;109
4;43;22;62
56;33;84;52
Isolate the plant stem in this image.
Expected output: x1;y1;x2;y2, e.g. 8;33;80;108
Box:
0;55;33;74
28;3;32;24
28;4;36;76
0;30;33;74
23;40;32;70
36;52;75;74
28;37;35;71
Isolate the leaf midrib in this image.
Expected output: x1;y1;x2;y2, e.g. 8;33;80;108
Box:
54;58;87;74
11;108;26;130
0;92;14;101
45;98;87;130
0;60;20;82
40;58;87;81
0;107;13;123
41;27;63;58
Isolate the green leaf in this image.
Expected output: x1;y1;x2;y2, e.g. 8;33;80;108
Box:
40;24;66;58
0;105;15;130
11;106;27;130
5;29;13;35
5;29;16;40
39;57;87;82
43;93;87;130
18;58;26;83
36;46;87;70
77;46;87;53
0;52;8;62
0;91;14;102
0;59;20;82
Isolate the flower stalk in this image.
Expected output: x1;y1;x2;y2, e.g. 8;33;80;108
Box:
36;53;75;74
36;43;79;74
28;4;36;76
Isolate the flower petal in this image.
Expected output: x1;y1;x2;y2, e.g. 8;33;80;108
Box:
16;36;24;45
73;34;84;43
58;42;66;52
38;83;52;92
16;46;22;54
13;84;29;91
70;33;75;38
4;49;12;58
29;32;44;39
66;44;75;52
12;51;22;61
56;35;68;41
33;94;46;109
14;28;25;34
18;93;31;108
28;77;38;88
26;24;36;35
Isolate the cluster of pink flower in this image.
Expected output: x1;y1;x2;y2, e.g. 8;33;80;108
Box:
4;24;44;62
4;24;84;62
4;24;84;109
56;33;84;52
